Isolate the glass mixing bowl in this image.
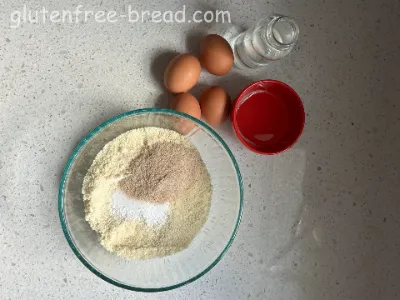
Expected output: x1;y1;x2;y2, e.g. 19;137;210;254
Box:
58;108;243;292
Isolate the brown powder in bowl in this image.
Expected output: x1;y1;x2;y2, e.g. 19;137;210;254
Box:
119;142;204;204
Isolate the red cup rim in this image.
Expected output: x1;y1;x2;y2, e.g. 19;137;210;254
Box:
231;79;305;155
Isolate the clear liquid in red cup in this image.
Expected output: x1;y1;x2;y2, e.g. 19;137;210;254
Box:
232;80;305;155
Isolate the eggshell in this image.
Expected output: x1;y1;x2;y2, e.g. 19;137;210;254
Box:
170;93;201;134
164;54;201;93
170;92;201;119
200;34;234;76
199;86;231;127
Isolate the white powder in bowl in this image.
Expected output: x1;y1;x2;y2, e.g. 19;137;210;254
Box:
110;190;170;226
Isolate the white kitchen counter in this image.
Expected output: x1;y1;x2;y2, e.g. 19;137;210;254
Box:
1;0;400;299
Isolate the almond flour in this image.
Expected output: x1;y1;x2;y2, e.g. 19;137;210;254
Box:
82;127;212;259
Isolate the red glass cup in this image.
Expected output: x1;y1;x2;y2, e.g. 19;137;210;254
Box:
231;80;305;155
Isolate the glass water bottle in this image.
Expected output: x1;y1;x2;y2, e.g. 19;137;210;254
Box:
232;15;300;69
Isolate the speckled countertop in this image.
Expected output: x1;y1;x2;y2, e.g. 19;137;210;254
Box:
1;0;400;299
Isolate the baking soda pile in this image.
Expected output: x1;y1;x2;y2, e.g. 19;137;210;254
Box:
110;190;170;226
82;127;212;259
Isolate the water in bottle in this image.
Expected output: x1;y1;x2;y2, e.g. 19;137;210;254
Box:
232;15;300;70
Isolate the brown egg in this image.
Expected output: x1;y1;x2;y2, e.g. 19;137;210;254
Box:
164;54;201;93
170;93;201;134
199;86;231;127
170;92;201;119
200;34;234;76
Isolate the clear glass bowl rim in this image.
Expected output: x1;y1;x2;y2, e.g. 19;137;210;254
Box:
58;108;244;292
